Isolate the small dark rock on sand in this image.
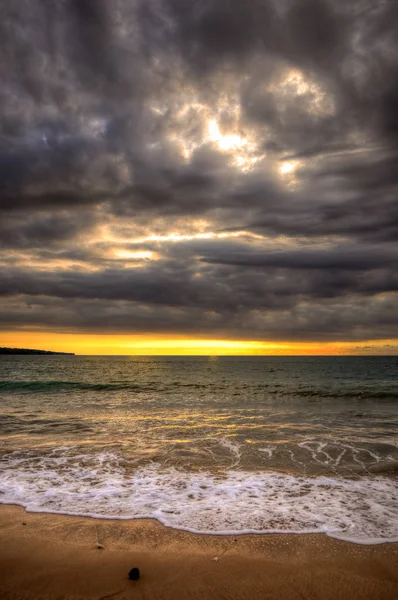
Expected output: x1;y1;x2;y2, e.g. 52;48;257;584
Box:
128;568;140;581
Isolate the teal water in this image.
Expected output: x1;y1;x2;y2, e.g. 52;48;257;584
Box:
0;356;397;542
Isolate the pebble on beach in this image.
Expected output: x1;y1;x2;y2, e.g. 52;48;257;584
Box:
128;567;140;581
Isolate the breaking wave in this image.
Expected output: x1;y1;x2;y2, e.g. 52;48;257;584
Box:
0;449;397;545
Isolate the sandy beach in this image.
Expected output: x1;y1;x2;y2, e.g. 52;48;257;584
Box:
0;505;397;600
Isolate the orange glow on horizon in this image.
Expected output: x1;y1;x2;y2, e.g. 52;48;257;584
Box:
1;332;397;356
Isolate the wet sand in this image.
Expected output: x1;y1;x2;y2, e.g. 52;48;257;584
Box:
0;505;397;600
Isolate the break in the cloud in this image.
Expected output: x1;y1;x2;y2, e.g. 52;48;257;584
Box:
1;0;397;347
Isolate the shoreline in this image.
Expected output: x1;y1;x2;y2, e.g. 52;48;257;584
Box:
2;501;398;546
1;505;397;599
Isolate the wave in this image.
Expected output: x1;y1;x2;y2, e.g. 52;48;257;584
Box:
368;460;398;474
0;380;224;393
0;450;397;544
1;379;397;400
0;380;156;393
269;389;398;400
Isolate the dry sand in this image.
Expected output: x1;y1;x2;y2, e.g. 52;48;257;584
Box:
0;504;397;600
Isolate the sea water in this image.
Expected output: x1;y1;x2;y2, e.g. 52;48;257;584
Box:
0;355;397;543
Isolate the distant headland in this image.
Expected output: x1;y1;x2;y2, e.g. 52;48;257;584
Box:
0;347;75;356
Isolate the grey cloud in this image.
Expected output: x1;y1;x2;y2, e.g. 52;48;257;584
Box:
199;246;398;271
0;292;397;343
1;248;398;310
0;210;95;249
0;0;397;342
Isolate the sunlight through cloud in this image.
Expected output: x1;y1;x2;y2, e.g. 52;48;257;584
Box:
280;161;298;175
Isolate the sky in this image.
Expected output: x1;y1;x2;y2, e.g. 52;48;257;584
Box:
1;0;398;355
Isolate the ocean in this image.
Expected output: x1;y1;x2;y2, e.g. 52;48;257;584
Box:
0;355;397;544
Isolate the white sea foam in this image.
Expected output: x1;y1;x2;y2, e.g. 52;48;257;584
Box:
217;437;243;467
1;450;398;544
258;446;276;458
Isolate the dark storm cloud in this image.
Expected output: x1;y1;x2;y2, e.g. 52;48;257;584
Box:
0;0;397;341
0;210;96;249
199;245;398;271
0;291;397;342
1;245;398;310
